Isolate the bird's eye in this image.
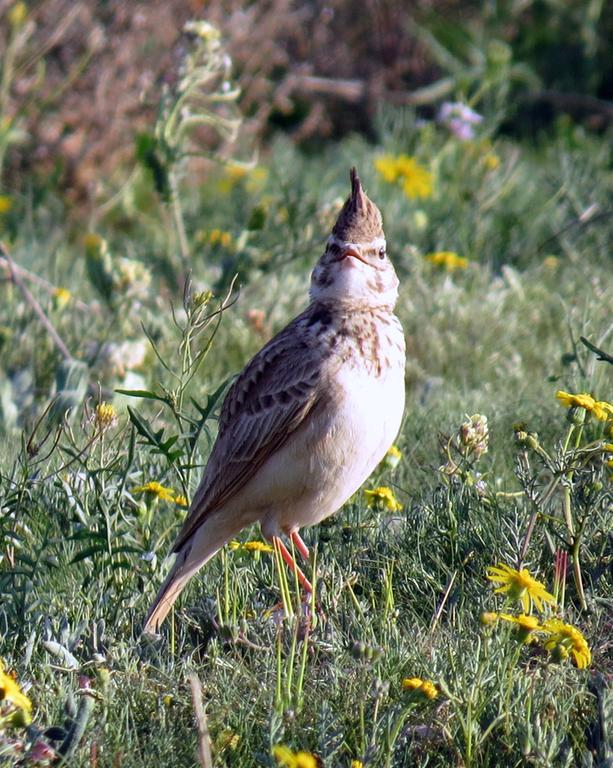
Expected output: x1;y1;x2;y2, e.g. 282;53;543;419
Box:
378;246;386;259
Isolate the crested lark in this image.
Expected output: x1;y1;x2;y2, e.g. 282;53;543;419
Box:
144;168;406;634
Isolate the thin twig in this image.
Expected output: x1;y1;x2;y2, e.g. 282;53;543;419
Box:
0;253;92;312
518;508;539;567
188;672;213;768
1;241;73;361
580;336;613;366
430;570;457;637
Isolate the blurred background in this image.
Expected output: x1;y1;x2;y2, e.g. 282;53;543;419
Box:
1;0;612;205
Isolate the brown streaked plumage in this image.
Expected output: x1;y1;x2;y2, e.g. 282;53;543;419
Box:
144;167;406;634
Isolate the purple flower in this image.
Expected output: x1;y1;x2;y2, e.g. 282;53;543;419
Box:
438;102;483;141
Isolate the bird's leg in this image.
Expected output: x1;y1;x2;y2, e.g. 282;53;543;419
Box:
290;531;310;563
273;536;313;593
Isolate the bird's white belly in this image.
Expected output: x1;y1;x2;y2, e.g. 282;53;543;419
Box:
256;363;405;537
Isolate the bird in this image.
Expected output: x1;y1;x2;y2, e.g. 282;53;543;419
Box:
143;167;406;634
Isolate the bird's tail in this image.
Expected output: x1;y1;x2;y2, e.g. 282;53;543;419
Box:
143;513;236;635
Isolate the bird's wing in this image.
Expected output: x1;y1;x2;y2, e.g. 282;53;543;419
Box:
171;313;328;552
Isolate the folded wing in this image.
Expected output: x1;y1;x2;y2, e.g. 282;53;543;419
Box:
171;313;326;552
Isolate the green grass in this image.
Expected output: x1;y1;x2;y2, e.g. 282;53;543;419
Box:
0;115;612;767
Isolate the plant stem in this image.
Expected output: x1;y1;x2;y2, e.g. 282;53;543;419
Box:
571;517;588;611
169;169;190;267
562;484;575;538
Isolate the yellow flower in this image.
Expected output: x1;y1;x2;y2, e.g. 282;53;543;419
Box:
486;563;556;613
351;761;364;768
541;619;591;669
246;166;268;192
174;494;188;507
364;486;402;512
556;391;613;422
217;728;240;751
398;158;433;199
272;744;318;768
543;255;559;270
132;481;176;503
217;164;256;194
592;400;613;421
0;658;32;721
479;611;499;626
383;444;402;469
83;232;105;253
204;228;233;248
229;539;273;553
94;402;118;430
244;540;273;552
500;613;541;630
555;390;595;411
483;152;500;170
425;251;469;271
499;613;542;643
225;164;248;182
402;677;438;700
196;229;232;248
0;195;12;214
52;287;72;310
8;2;27;27
374;154;433;199
374;154;401;183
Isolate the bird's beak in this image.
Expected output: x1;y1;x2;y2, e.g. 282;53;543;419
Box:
341;245;369;265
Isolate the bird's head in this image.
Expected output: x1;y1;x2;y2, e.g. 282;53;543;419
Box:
310;168;399;308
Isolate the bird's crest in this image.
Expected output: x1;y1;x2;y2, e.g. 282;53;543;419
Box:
332;168;383;244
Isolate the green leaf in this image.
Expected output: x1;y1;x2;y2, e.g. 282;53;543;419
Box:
114;388;170;404
127;406;165;447
70;545;107;564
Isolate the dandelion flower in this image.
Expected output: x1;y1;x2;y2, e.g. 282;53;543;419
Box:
174;495;188;507
229;539;273;553
402;677;438;700
8;2;27;27
364;486;402;512
555;391;595;411
425;251;469;271
0;195;13;214
217;729;240;751
374;154;401;184
0;658;32;722
541;619;591;669
83;232;105;253
243;540;274;553
52;287;72;310
383;444;402;469
132;481;176;503
480;611;499;626
556;391;613;422
397;157;434;199
207;229;233;248
486;563;556;613
499;613;542;643
374;154;434;199
272;744;318;768
94;402;118;430
592;400;613;421
483;152;501;170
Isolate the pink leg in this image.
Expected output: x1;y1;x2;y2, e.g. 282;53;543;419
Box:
273;537;313;593
291;531;310;562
